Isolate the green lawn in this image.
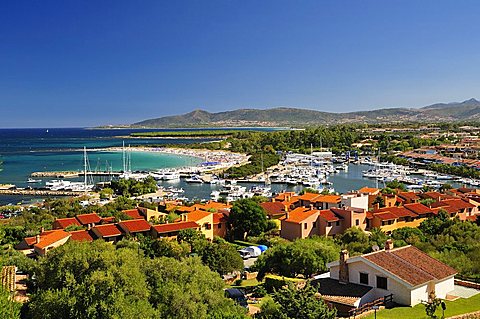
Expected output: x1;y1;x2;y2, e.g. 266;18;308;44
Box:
364;293;480;319
228;278;262;288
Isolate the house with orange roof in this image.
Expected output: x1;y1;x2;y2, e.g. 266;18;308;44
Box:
260;201;287;219
75;213;102;228
326;240;456;308
367;206;420;233
212;212;228;237
68;230;95;242
358;187;381;208
33;230;71;256
280;207;320;241
430;199;476;220
118;219;152;236
122;207;167;222
16;230;71;256
397;192;420;204
151;221;200;239
184;210;214;240
91;224;124;243
52;217;81;230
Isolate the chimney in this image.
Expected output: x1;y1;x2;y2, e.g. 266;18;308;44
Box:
339;250;349;284
385;239;394;251
309;204;314;211
35;234;41;244
284;205;289;212
285;211;289;220
40;227;44;233
88;224;91;230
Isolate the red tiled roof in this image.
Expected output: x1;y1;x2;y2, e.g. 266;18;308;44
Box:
122;209;144;220
373;211;398;221
212;213;228;224
69;230;95;242
152;221;199;234
404;203;433;215
373;207;417;218
364;246;457;286
398;192;420;201
186;210;211;222
24;230;56;247
299;192;321;201
319;209;341;222
118;219;151;233
284;207;319;223
260;201;286;217
466;215;479;222
93;224;123;238
76;213;102;225
358;187;380;194
101;216;116;224
34;230;70;250
54;217;81;229
316;195;341;204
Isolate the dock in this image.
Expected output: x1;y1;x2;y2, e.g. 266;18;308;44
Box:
31;171;122;178
0;189;84;197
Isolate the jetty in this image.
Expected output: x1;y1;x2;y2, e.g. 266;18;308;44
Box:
31;171;122;178
0;189;83;197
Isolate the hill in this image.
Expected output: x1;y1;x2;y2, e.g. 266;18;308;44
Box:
132;98;480;127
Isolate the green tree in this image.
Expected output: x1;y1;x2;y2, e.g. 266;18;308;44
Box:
145;257;247;319
200;242;244;276
336;227;370;255
229;199;268;240
254;237;338;280
0;285;21;319
256;283;336;319
99;187;114;199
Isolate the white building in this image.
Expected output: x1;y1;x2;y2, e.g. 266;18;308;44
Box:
326;240;457;307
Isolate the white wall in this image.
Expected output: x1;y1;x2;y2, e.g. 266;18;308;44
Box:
435;277;455;299
341;194;369;211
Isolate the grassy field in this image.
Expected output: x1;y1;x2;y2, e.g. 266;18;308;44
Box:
364;293;480;319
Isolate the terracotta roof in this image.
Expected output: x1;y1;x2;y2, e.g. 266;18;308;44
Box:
284;207;319;223
317;195;341;204
186;210;211;222
34;230;70;250
373;206;417;218
76;213;102;225
212;213;228;224
54;217;81;229
299;192;321;201
274;192;296;201
466;215;479;222
93;224;123;238
69;230;95;242
203;201;231;210
152;221;199;234
398;192;420;201
373;211;398;221
122;209;144;220
101;216;116;224
440;199;475;211
404;203;433;215
358;187;380;194
319;209;342;222
24;230;56;247
363;246;457;286
313;278;372;306
260;201;286;217
118;219;151;233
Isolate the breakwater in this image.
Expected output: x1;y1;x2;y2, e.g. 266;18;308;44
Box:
0;189;82;197
31;171;122;178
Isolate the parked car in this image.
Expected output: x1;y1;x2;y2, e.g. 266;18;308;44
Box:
225;288;248;308
238;249;252;259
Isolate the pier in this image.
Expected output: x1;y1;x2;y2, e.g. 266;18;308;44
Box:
0;189;84;197
31;171;122;178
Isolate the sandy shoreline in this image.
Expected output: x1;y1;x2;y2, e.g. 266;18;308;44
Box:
99;146;249;167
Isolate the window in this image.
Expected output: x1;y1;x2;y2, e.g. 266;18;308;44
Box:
205;223;211;230
218;223;222;229
327;222;332;227
335;221;340;226
304;223;307;229
376;276;387;290
313;221;317;228
355;219;360;226
360;272;369;285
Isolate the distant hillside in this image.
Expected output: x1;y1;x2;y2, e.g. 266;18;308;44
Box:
132;98;480;127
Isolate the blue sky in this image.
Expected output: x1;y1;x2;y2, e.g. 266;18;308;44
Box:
1;0;480;127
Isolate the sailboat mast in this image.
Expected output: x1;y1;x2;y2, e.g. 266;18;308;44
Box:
122;141;126;172
84;146;87;192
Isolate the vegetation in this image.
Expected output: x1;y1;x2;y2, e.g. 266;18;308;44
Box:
255;283;336;319
254;236;339;280
110;176;158;197
0;284;21;319
224;152;280;179
25;240;247;319
131;130;253;137
228;199;271;240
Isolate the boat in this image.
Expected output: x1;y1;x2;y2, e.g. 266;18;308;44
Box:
161;171;180;181
185;175;203;183
27;178;41;183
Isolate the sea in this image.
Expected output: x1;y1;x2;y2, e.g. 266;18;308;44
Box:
0;127;453;206
0;127;280;205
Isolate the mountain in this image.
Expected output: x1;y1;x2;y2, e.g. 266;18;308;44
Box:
132;98;480;127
